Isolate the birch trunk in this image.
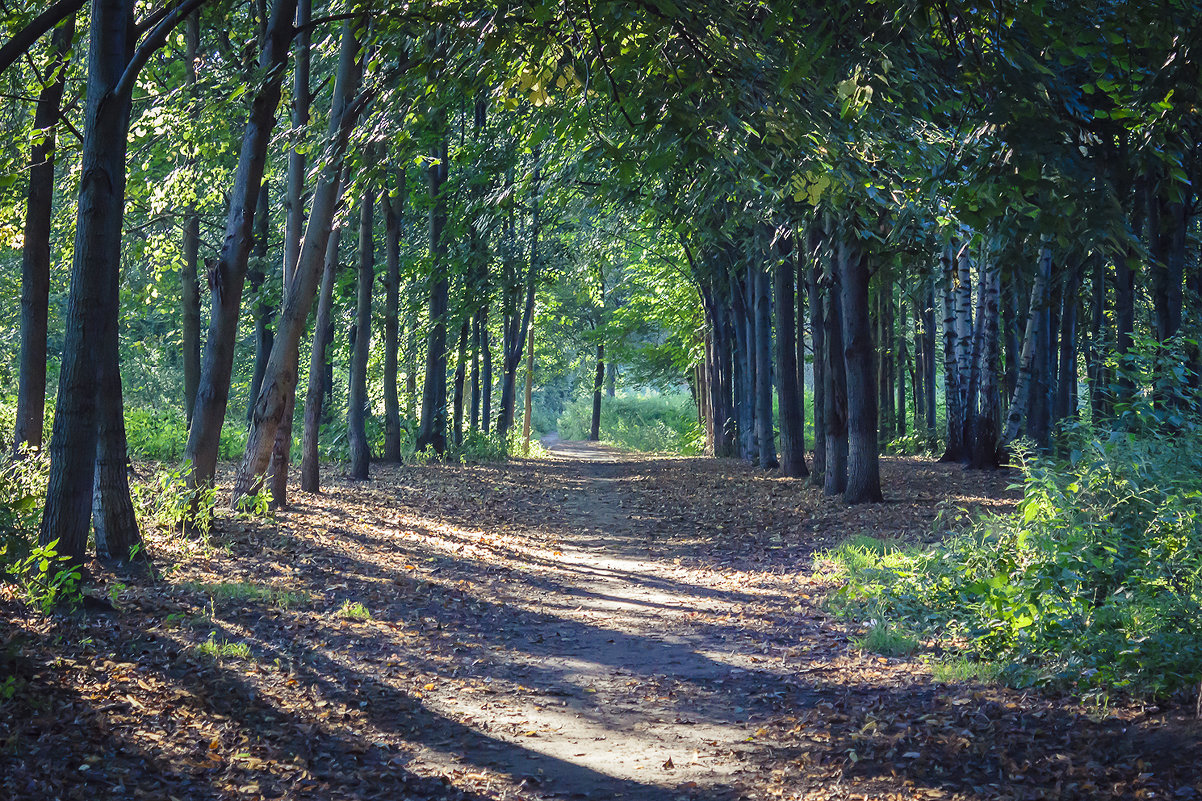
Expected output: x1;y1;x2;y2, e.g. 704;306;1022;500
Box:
1002;246;1053;446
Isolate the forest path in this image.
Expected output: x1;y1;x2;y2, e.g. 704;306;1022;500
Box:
6;452;1199;801
406;441;810;798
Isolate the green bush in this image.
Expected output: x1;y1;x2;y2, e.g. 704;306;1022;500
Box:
557;393;702;454
125;408;247;461
824;414;1202;698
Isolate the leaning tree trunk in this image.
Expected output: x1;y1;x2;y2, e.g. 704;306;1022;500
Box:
232;20;363;505
590;342;604;441
775;231;807;477
246;187;274;421
14;14;73;455
382;170;404;461
839;235;882;504
807;226;827;487
753;258;778;469
184;0;298;499
969;258;1001;469
348;170;375;480
299;222;342;492
1001;245;1053;446
41;0;138;564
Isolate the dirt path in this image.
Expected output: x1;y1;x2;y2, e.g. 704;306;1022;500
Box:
410;441;810;798
3;447;1199;800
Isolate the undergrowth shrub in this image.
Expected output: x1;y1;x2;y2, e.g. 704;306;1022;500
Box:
557;393;701;454
824;413;1202;698
0;449;80;612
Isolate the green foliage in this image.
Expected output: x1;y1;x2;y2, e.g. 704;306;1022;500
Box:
337;600;372;621
0;449;80;613
125;409;247;461
183;580;308;609
823;412;1202;698
4;539;81;614
927;655;1004;685
448;430;509;463
557;392;701;454
195;635;251;661
852;622;920;657
131;461;216;536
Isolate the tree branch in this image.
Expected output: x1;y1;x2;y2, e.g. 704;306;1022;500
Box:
0;0;86;78
115;0;212;100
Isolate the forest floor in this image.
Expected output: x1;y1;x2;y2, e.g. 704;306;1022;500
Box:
2;444;1201;800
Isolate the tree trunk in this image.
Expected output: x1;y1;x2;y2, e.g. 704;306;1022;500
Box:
418;123;451;453
299;223;342;492
451;318;469;447
896;296;907;438
382;170;404;461
480;306;492;433
246;187;274;422
775;231;807;477
730;264;754;462
184;0;298;499
823;252;848;497
969;258;1001;469
92;258;142;561
232;20;363;505
14;14;73;455
496;158;539;442
180;10;202;427
1054;260;1081;427
522;323;534;454
470;314;481;432
923;277;937;435
807;226;827;486
589;343;604;441
41;0;139;564
753;258;778;469
1002;245;1053;446
939;245;965;461
840;235;882;504
348;170;375;480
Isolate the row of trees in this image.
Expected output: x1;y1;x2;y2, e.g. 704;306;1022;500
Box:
1;0;1198;569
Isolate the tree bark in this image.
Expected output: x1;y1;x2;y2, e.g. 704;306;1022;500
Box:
299;222;342;493
939;244;965;461
839;235;882;504
807;226;827;486
590;343;604;441
246;187;274;422
382;169;404;461
969;258;1001;469
184;0;298;499
451;317;469;446
348;168;375;480
753;257;778;469
823;249;848;497
417;128;451;454
470;314;482;433
522;323;534;454
497;158;539;442
1002;245;1053;446
775;230;807;477
41;0;137;564
14;14;73;455
232;19;363;505
480;306;492;433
